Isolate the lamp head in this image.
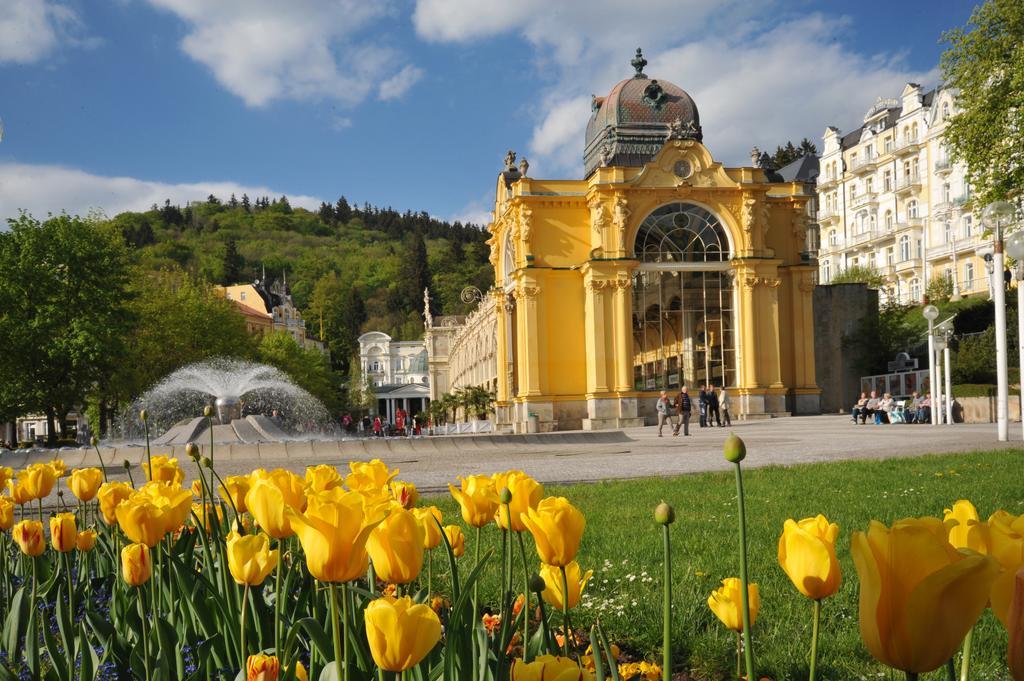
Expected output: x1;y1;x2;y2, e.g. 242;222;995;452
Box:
922;304;939;322
1006;230;1024;260
934;337;947;351
983;201;1015;226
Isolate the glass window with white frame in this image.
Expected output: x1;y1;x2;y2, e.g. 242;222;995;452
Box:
899;236;910;261
965;262;974;287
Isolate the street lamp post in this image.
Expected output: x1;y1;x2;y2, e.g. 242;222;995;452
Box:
934;334;946;424
984;201;1016;441
923;304;940;426
1004;229;1024;439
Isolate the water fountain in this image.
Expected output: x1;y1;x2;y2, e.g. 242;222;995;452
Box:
124;358;336;444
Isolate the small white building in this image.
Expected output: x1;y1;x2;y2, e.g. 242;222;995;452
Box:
358;332;429;422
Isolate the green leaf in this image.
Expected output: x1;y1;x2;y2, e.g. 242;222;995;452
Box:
2;585;28;656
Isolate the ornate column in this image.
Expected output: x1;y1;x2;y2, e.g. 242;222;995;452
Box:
583;275;610;393
492;291;510;402
612;274;634;392
513;280;542;396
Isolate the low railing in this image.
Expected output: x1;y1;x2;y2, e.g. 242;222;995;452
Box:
895;174;922;191
934;158;953;173
849;154;878;172
850;192;878;209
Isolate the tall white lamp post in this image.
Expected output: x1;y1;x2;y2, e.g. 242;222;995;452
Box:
934;334;946;424
923;304;940;425
1004;228;1024;439
984;201;1016;441
936;321;954;425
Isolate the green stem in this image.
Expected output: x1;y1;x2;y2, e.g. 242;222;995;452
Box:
735;632;741;681
662;523;671;680
330;583;345;681
274;555;283;657
809;599;821;681
946;658;956;681
516;532;530;663
342;583;351;681
559;565;571;658
240;583;250;669
473;526;481;622
427;549;432;597
137;587;152;681
30;558;39;681
959;627;973;681
208;415;215;500
143;418;152;483
733;462;755;680
94;442;108;483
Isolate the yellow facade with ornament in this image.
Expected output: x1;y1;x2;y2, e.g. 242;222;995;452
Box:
484;50;820;432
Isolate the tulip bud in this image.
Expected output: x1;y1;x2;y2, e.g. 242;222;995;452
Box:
723;433;746;463
89;435;98;447
529;573;546;594
139;409;148;422
654;501;675;525
498;487;512;504
203;405;214;418
123;459;131;470
185;442;200;461
200;456;212;469
57;489;64;499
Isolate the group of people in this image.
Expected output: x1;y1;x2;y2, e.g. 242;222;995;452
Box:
851;390;933;424
655;384;731;437
341;409;422;438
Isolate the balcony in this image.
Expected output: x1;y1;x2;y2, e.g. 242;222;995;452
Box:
849;229;881;246
933;201;953;218
895;174;923;195
817;175;839;190
893;216;925;230
849;154;879;174
895;135;923;155
925;235;982;260
895;258;919;273
934;158;953;174
817;209;840;225
878;264;896;277
819;239;844;255
953;194;972;208
849;192;879;209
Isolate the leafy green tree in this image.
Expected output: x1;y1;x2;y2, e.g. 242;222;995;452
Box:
0;214;133;444
308;272;367;373
395;230;430;313
344;361;377;417
257;331;340;412
942;0;1024;205
222;238;246;284
828;265;887;289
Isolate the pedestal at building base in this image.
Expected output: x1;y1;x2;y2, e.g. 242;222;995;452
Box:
790;389;822;416
582;396;645;430
738;390;791;420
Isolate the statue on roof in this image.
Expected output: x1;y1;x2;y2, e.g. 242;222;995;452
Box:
423;287;433;327
518;157;529;176
631;47;647;78
504;150;517;171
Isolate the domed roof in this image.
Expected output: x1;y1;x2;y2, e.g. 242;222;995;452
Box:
583;49;702;177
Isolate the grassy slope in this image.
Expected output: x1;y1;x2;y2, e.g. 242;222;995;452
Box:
428;449;1024;680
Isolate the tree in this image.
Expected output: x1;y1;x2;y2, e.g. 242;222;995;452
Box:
0;214;133;444
395;230;430;314
241;194;252;212
335;196;352;224
318;202;335;224
828;264;888;289
308;272;367;373
942;0;1024;205
799;138;818;157
257;331;340;412
222;238;245;284
344;361;376;416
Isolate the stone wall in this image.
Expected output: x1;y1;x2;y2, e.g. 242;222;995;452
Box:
814;284;879;413
956;396;1022;424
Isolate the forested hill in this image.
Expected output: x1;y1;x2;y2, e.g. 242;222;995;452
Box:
108;194;494;364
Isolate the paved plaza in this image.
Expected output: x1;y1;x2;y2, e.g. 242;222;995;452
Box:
18;415;1020;505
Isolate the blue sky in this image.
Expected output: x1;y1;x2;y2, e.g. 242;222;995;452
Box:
0;0;974;225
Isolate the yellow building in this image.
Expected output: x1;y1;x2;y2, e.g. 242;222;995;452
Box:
217;279;326;354
486;50;819;432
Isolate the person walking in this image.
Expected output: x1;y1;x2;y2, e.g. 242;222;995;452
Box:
674;386;693;436
719;386;732;426
372;415;383;437
698;386;708;427
655;390;677;437
706;384;722;426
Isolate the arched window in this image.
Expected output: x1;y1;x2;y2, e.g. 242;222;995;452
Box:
899;235;910;262
632;203;729;263
632;203;735;392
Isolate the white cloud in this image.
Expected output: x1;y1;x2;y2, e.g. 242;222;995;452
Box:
0;0;96;64
378;64;425;101
331;115;353;130
145;0;421;107
414;1;937;176
450;195;493;227
0;163;323;222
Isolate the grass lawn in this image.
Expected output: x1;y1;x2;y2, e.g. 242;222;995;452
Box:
427;448;1024;681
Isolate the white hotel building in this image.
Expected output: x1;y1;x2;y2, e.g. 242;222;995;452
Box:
817;83;983;304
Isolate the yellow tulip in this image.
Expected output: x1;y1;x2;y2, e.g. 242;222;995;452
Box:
708;577;759;632
988;511;1024;628
47;458;67;478
944;499;991;553
97;481;133;525
142;455;184;485
138;481;193;533
192;502;224;533
115;496;167;547
8;479;33;506
13;520;46;557
777;515;842;600
412;506;443;549
68;468;104;502
0;496;14;530
0;467;13;491
190;479;203;498
851;517;1000;674
449;475;499;528
76;528;97;552
246;654;280;681
289;488;389;582
1010;568;1024;681
539;561;592;610
293;661;308;681
390;480;419;509
122;542;152;585
492;470;544;532
216;474;249;513
442;524;465;557
246;478;295;539
227;531;280;586
49;512;78;553
20;463;57;500
345;459;398;492
511;654;596;681
522;496;586;567
251;468;307;508
305;465;343;493
367;507;425;584
364;596;442;672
